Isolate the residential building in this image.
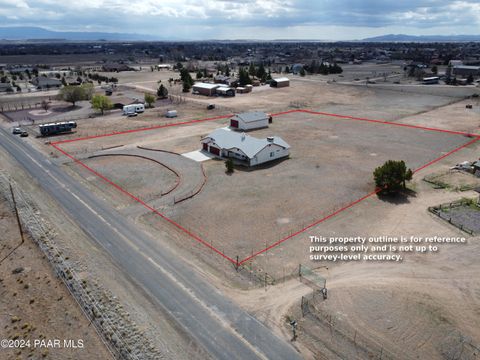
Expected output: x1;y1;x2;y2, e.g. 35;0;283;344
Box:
201;128;290;166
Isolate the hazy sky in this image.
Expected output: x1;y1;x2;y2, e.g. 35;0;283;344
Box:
1;0;479;39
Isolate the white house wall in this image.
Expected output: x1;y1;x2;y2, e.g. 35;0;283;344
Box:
250;144;289;166
238;119;269;130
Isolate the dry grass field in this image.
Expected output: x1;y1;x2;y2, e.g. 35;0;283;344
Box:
56;110;472;268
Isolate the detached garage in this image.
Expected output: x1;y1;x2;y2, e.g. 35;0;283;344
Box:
230;111;270;131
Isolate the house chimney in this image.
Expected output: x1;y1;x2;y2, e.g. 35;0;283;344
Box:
267;136;274;142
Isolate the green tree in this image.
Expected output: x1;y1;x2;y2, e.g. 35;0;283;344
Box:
91;94;113;115
238;67;251;86
431;65;438;75
225;159;234;174
144;93;155;108
256;63;266;82
82;83;94;100
299;67;306;77
196;70;203;79
248;63;256;77
157;84;168;99
180;68;193;92
374;160;413;194
467;74;474;84
59;85;86;107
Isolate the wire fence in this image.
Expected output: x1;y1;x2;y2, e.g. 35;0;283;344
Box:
0;171;160;360
428;198;478;235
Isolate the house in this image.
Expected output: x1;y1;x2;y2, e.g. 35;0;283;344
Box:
201;128;290;166
270;77;290;88
230;111;270;131
31;77;62;89
192;82;220;96
214;75;231;85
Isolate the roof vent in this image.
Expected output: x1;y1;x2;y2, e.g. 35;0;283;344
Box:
267;136;274;142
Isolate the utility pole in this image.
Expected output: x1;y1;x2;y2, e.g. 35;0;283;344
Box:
0;183;25;265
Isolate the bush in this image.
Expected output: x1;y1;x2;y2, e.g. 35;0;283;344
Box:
225;159;234;173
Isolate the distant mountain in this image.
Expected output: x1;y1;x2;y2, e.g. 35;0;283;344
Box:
362;34;480;42
0;27;162;41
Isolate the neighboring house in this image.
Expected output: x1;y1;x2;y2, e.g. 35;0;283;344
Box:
31;77;62;89
270;77;290;88
230;111;270;131
453;65;480;77
214;75;231;85
201;128;290;167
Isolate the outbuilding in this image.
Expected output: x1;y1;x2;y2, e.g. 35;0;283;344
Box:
270;77;290;88
230;111;269;131
453;65;480;77
201;128;290;167
216;86;236;97
192;82;220;96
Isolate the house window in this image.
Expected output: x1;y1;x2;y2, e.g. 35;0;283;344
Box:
270;152;275;157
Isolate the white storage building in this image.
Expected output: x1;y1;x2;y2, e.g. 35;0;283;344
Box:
230;111;270;131
192;82;220;96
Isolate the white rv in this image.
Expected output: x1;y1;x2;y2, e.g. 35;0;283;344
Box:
165;110;177;118
123;103;145;115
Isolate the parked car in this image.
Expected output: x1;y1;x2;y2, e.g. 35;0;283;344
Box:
207;104;215;110
20;131;29;137
12;127;22;134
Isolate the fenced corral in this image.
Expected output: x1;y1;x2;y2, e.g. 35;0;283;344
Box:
429;198;479;235
0;172;165;360
298;290;398;360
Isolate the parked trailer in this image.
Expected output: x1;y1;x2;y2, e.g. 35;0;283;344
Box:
39;121;77;136
123;103;145;115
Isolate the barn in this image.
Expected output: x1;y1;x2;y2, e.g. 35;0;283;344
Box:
201;129;290;167
230;112;270;131
192;82;220;96
270;77;290;88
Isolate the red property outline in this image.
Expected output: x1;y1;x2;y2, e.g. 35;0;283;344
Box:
50;109;480;267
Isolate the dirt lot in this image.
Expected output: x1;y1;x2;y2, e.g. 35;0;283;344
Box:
3;66;480;360
0;198;110;360
56;110;473;267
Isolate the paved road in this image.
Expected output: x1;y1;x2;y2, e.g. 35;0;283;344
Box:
0;127;302;360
